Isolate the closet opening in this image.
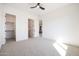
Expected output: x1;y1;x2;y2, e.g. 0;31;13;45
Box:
28;19;34;38
5;13;16;43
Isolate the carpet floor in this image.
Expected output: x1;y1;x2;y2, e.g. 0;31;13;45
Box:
0;37;79;56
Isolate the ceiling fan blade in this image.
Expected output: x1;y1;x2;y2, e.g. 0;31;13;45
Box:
39;6;45;10
30;5;38;8
30;3;40;8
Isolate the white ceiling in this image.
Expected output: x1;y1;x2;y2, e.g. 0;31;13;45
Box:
4;3;69;17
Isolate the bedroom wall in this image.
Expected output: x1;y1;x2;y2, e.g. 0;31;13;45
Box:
43;4;79;46
0;3;40;48
4;4;28;41
4;4;39;41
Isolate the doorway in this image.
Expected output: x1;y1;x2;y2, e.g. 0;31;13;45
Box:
5;13;16;43
39;20;42;37
28;19;34;38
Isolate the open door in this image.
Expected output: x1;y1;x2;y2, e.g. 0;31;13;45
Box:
28;19;34;38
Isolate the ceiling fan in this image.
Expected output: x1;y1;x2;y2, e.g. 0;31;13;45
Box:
30;3;45;10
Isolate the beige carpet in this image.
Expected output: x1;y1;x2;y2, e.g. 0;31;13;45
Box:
0;37;79;56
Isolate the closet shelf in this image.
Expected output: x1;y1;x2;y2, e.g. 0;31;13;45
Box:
5;30;15;32
5;22;15;24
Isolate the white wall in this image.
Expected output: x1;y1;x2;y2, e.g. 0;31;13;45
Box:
34;18;39;37
0;4;6;48
43;4;79;46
